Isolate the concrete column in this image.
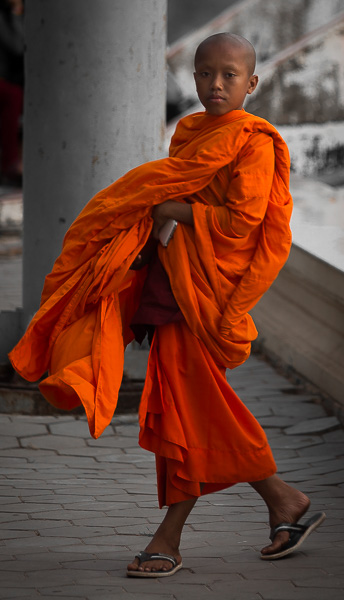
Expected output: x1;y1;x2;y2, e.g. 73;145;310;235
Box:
22;0;167;324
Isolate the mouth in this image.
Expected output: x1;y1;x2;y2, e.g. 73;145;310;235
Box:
208;95;225;101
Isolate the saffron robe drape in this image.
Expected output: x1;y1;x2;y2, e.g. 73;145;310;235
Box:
139;320;277;507
9;109;293;441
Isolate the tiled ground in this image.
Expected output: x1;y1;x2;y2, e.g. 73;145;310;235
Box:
0;354;343;599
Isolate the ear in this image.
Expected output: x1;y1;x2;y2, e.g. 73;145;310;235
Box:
247;74;258;95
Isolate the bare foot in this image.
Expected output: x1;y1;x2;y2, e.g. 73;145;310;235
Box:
127;532;182;574
127;497;196;575
260;484;310;556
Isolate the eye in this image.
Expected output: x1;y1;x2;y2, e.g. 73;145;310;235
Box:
225;72;235;78
199;71;210;78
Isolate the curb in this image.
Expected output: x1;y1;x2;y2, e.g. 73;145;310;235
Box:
0;377;144;416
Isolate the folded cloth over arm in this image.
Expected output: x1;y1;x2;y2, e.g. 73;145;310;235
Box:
9;109;292;438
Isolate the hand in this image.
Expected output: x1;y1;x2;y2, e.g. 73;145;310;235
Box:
152;201;194;239
130;254;145;270
152;202;173;240
129;236;158;270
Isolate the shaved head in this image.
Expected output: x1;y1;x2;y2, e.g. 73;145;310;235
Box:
195;33;256;76
193;32;259;115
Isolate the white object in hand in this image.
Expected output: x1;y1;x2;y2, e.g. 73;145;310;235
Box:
158;219;178;247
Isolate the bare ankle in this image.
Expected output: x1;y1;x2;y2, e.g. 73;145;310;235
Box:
250;476;310;524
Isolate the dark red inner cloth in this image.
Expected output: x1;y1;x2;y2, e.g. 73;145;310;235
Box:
130;252;183;344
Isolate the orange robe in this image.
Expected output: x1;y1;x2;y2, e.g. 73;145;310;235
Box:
9;110;292;473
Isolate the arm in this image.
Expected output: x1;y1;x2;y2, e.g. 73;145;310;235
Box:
151;200;194;239
130;202;193;269
207;133;275;239
153;135;274;243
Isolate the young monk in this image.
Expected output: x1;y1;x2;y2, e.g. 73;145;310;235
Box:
9;33;325;577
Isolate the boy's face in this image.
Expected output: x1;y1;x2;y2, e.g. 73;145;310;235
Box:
194;40;258;116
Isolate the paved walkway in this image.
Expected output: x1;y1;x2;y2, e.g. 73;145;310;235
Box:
1;354;344;600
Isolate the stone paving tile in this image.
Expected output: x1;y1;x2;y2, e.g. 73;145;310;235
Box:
282;461;344;478
261;590;344;600
89;594;175;600
11;550;99;563
85;436;138;448
2;536;83;550
303;486;344;497
0;436;20;450
123;579;216;597
299;446;344;460
271;403;326;418
37;525;117;539
0;421;48;437
267;450;298;462
285;416;341;435
323;429;344;442
207;579;297;595
257;415;299;428
48;420;114;437
62;557;124;571
39;586;162;600
0;559;63;572
48;542;138;554
0;512;30;526
95;453;153;464
293;574;344;588
0;575;28;590
71;516;151;529
301;470;344;485
250;393;318;404
112;420;140;431
13;414;77;423
26;511;107;524
270;437;324;450
0;501;64;514
20;434;88;450
94;505;158;517
24;455;100;467
1;529;37;541
25;568;110;587
57;489;131;500
0;448;57;458
0;415;11;423
18;493;98;504
1;518;72;531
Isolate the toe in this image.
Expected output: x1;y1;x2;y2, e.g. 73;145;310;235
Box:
127;558;141;572
143;559;171;572
261;530;290;555
127;557;174;573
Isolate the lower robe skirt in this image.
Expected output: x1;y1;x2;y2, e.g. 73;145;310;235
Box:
138;320;277;508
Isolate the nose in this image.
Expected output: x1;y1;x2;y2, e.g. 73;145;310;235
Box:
210;73;223;90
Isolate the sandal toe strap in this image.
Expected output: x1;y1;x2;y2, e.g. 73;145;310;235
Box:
135;551;177;568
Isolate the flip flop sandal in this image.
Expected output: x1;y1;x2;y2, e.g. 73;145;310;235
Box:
260;511;326;560
126;551;183;578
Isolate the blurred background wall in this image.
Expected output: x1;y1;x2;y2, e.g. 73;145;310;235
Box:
167;0;344;185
